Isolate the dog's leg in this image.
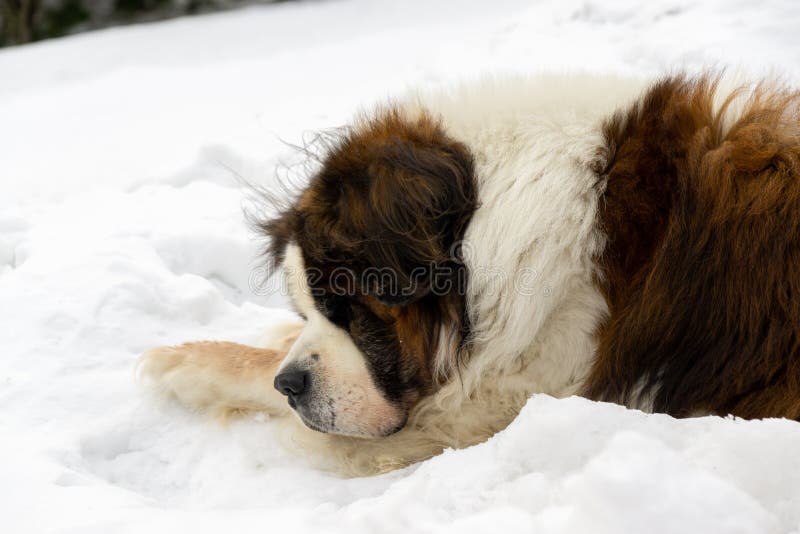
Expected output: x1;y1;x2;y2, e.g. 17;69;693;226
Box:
139;338;447;473
139;322;500;476
138;322;302;419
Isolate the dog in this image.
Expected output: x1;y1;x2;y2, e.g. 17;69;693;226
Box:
140;72;800;476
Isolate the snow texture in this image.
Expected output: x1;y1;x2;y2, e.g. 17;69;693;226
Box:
2;0;800;532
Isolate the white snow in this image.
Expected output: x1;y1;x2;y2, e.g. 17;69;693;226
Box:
2;0;800;532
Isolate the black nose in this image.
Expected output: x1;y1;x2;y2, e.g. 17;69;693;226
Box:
274;369;309;397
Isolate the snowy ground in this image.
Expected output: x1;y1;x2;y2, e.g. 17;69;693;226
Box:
2;0;800;532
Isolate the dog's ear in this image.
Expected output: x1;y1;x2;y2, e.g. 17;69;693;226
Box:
266;111;478;305
358;123;477;305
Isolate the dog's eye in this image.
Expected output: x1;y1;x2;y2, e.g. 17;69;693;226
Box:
320;294;351;328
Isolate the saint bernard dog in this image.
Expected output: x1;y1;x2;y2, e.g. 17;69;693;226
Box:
140;72;800;476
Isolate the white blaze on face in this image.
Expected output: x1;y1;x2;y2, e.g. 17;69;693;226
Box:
278;243;406;437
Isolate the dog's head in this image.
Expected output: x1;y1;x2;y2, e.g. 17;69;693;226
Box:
260;109;478;437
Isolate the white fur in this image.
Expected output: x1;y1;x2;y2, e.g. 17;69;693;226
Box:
285;75;654;474
390;76;642;401
279;244;406;436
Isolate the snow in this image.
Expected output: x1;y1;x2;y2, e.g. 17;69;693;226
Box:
1;0;800;532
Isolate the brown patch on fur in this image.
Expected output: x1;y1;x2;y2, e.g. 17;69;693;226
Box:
587;74;800;419
342;293;435;397
259;108;477;406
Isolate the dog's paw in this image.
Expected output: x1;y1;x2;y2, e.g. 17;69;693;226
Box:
138;343;221;412
137;341;290;419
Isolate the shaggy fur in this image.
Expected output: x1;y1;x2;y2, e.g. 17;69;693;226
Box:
587;75;800;418
140;72;800;476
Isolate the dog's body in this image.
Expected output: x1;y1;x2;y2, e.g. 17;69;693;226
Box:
141;73;800;475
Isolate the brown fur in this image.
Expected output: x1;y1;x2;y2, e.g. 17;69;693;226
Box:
587;74;800;419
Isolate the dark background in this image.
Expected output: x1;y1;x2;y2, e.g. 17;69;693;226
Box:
0;0;289;46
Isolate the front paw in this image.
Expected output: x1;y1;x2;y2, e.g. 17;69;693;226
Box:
137;341;290;418
138;343;218;412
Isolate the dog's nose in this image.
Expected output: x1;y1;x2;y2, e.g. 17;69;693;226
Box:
274;368;309;397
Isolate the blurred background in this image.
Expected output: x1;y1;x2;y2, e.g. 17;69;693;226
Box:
0;0;285;46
